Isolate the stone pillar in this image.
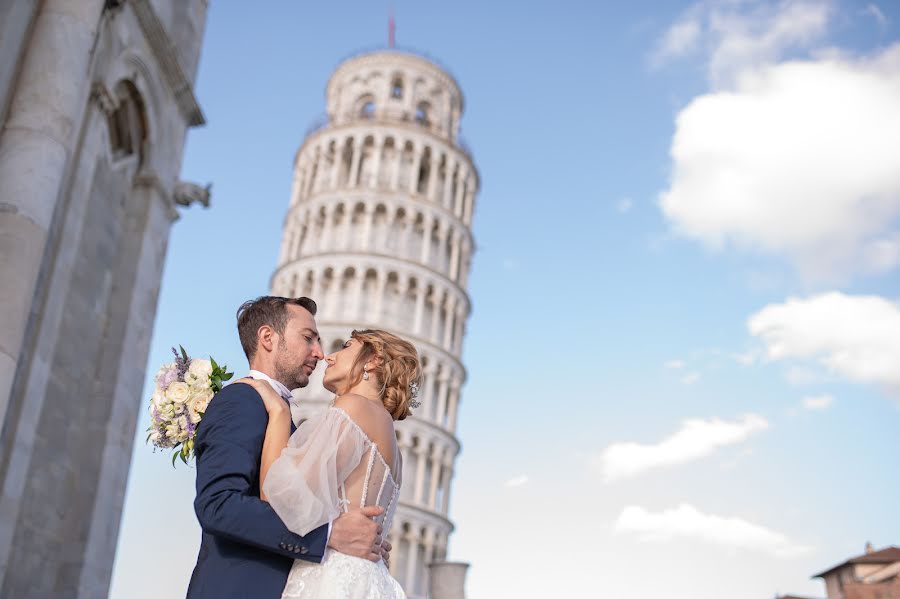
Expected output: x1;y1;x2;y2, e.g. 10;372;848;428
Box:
359;204;373;252
436;375;449;429
429;292;442;344
442;159;455;210
453;171;466;218
447;380;461;432
463;186;474;225
329;139;342;189
390;141;402;190
369;136;383;189
403;528;420;593
412;284;426;336
448;230;461;281
427;448;442;508
408;143;422;194
427;148;440;201
442;297;456;350
413;444;427;504
348;136;362;188
439;462;453;514
0;0;105;424
419;214;434;265
371;269;386;323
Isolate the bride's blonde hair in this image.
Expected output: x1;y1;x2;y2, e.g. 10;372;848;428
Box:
342;329;421;421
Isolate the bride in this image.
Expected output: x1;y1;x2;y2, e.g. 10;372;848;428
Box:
241;328;419;599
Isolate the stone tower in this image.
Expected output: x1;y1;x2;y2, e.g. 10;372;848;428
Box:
271;49;478;598
0;1;208;596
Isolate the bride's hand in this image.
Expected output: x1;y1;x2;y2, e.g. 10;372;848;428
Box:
237;377;289;417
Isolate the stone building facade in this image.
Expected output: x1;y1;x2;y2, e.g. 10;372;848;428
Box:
271;49;477;598
0;1;208;596
776;544;900;599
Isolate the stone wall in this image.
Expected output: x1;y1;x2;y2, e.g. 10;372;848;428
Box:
0;1;207;596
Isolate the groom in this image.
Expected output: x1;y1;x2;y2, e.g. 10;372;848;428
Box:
187;296;388;598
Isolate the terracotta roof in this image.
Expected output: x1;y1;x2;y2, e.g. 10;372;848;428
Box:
814;546;900;578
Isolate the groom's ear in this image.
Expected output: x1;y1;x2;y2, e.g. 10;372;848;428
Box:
257;324;276;354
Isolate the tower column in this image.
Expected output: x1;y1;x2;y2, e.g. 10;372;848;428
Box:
408;143;422;195
427;448;443;508
348;136;362;187
413;444;427;505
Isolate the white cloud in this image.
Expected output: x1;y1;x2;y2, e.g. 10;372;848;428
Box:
802;394;834;410
748;292;900;391
617;197;634;213
614;503;812;558
652;15;702;65
681;372;701;385
652;0;832;85
659;43;900;279
664;359;685;370
594;414;768;482
707;0;832;85
504;475;529;488
863;4;889;28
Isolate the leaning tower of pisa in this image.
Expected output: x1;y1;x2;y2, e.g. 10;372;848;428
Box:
270;49;478;598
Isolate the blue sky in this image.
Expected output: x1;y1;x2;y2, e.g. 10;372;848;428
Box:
110;2;900;598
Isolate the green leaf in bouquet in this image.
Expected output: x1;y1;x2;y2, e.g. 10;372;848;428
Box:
221;372;233;381
210;357;219;371
180;345;189;362
171;449;180;467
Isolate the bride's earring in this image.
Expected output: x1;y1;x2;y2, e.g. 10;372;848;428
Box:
363;367;369;381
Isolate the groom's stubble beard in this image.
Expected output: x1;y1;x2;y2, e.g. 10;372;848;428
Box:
273;336;313;390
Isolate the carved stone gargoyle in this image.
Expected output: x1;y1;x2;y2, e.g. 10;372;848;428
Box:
173;181;212;208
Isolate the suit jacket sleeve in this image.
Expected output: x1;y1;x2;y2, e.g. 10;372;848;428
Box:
192;383;328;562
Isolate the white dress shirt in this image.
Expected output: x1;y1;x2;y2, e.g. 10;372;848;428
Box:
247;369;293;400
245;369;332;542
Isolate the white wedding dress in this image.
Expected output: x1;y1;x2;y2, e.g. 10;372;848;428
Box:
264;406;406;599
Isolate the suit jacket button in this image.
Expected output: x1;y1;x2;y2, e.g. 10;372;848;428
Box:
299;546;309;555
279;542;285;549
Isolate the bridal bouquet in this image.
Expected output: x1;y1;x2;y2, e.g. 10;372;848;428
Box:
147;346;233;465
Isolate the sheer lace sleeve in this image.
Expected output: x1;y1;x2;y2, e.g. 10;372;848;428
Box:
263;407;371;536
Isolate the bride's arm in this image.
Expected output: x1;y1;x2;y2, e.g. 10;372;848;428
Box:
236;378;292;502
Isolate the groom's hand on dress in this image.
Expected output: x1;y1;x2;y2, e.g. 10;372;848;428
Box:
328;505;385;562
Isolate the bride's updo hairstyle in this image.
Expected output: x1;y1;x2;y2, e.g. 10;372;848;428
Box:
343;329;421;421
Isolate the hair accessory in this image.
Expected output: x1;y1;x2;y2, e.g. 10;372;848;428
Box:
409;380;420;409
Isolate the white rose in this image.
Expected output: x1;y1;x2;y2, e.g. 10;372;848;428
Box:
188;359;213;381
165;381;190;404
152;389;167;409
186;401;203;424
190;388;214;415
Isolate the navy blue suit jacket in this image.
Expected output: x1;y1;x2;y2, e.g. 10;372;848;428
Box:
186;383;328;599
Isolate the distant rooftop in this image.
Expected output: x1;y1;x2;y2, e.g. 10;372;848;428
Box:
813;546;900;579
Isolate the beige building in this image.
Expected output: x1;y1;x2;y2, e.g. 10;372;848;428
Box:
271;48;477;598
815;544;900;599
0;1;208;596
777;544;900;599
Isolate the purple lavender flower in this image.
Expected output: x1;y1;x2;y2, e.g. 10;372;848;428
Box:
172;346;192;380
159;368;178;390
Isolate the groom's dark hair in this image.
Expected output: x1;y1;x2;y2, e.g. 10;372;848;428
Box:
236;296;318;361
